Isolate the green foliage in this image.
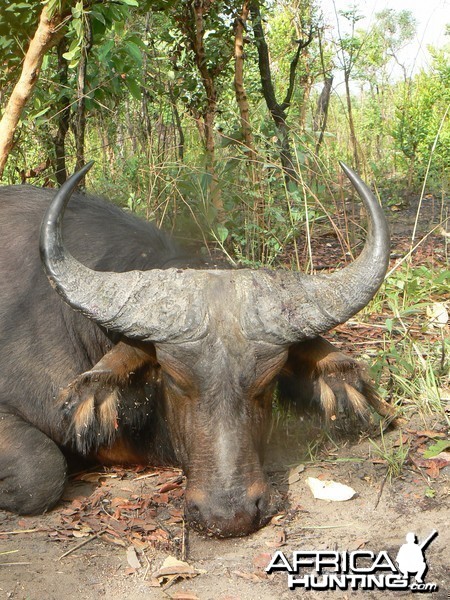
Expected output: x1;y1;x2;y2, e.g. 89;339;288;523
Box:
391;57;450;190
1;1;448;217
369;429;410;481
368;265;449;419
0;0;447;434
423;440;450;458
0;1;41;93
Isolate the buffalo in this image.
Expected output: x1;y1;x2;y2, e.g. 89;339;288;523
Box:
0;162;393;537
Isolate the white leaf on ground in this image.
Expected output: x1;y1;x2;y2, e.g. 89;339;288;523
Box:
426;302;448;329
126;545;141;569
306;476;356;501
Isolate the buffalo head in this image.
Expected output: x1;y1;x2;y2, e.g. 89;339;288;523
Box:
40;162;389;536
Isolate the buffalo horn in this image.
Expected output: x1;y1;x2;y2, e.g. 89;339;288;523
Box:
40;162;389;345
39;162;208;343
242;162;390;343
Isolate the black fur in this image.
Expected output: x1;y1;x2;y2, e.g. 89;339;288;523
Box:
0;187;180;511
0;185;390;519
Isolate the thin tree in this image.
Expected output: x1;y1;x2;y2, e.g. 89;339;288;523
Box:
249;0;313;183
53;39;71;185
332;3;365;171
180;0;232;220
0;4;66;179
233;0;257;165
72;10;93;177
312;27;333;156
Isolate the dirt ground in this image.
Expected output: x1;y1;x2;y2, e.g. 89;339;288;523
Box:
0;415;449;600
1;197;449;600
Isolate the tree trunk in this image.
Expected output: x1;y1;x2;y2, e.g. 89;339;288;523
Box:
189;0;223;219
125;96;138;155
141;12;153;151
169;86;185;162
313;75;333;155
53;39;71;186
0;5;64;179
298;72;312;133
234;0;256;165
249;0;312;185
344;72;360;171
73;15;93;177
234;0;265;240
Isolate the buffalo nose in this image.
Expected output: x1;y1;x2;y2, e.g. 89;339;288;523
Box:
185;484;270;537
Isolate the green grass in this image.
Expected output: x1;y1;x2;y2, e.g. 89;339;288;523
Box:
366;264;449;423
369;428;411;481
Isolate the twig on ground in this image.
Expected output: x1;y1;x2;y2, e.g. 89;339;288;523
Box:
0;528;44;536
181;519;189;562
58;528;107;560
374;471;389;510
289;523;354;538
142;551;151;581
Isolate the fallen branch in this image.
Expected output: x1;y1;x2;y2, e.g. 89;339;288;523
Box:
0;528;45;536
58;528;107;560
374;471;388;510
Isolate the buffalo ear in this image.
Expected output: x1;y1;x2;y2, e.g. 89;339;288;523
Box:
77;340;159;383
277;336;398;429
58;341;160;454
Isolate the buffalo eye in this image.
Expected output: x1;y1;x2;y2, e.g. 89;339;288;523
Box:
162;370;193;398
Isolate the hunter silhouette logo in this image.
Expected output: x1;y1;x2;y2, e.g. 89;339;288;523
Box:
396;530;438;584
266;530;439;592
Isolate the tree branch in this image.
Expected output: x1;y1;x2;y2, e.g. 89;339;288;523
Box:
249;0;278;115
280;26;314;112
0;5;66;179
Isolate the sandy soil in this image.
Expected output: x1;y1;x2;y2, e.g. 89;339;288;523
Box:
1;197;448;600
1;413;449;600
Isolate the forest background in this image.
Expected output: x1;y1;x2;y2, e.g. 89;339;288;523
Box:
1;0;449;249
0;0;448;419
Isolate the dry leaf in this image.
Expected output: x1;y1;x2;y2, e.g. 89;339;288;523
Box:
426;302;448;329
288;464;305;485
17;520;29;527
252;552;272;569
306;477;356;501
426;462;440;479
347;538;368;551
233;570;261;582
126;545;141;569
131;538;148;551
288;472;300;485
73;525;93;538
159;482;181;493
265;530;286;549
410;430;446;439
434;451;450;462
102;534;127;547
393;434;410;447
74;470;118;483
170;593;200;600
153;556;199;586
270;512;286;525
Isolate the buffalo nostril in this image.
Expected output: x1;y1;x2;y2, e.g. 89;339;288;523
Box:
255;493;266;516
185;484;271;536
251;489;270;523
185;499;202;521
